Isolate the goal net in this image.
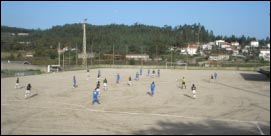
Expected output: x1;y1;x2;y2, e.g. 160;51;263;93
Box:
166;62;187;70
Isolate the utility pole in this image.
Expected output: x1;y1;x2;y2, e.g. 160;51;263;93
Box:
76;43;78;65
126;45;128;65
99;44;101;65
198;27;201;45
113;44;115;65
58;42;60;66
156;44;158;58
91;39;93;65
171;48;173;67
141;46;143;66
82;19;87;70
68;45;70;67
63;47;65;70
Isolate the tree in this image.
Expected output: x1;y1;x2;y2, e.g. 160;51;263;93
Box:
48;50;57;59
17;52;22;58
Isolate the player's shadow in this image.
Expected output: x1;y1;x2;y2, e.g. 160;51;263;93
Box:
184;94;194;99
16;86;24;89
147;92;152;96
28;93;38;99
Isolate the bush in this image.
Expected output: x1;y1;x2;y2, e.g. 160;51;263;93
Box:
9;53;15;60
17;52;22;58
129;59;135;65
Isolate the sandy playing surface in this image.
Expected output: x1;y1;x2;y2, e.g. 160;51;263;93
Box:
1;68;270;134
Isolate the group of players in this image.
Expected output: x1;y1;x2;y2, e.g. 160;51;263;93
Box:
91;68;158;104
14;68;218;102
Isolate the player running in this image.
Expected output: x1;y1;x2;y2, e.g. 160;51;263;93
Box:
128;76;132;86
15;77;21;89
135;72;139;81
181;77;186;89
92;87;100;105
150;81;156;96
191;84;197;99
157;69;160;77
25;83;32;99
116;73;120;84
73;76;77;88
103;78;107;91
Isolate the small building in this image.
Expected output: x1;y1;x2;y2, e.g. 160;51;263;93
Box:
232;49;239;56
17;33;29;36
250;40;259;47
215;40;225;46
225;46;233;51
25;54;33;57
103;54;126;60
154;56;162;61
125;54;150;61
259;49;270;61
201;42;213;50
267;43;270;48
203;61;221;67
209;54;229;61
186;45;198;56
220;42;231;48
231;42;240;46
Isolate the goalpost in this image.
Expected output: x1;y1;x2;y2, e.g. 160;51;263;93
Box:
166;62;187;70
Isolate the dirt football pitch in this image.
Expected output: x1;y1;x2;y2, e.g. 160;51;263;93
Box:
1;68;270;134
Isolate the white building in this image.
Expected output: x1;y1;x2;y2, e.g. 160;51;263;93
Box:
17;33;29;36
225;46;233;51
232;49;239;56
25;54;33;57
186;45;198;56
231;42;239;46
126;54;150;61
250;40;259;47
259;49;270;61
267;43;270;48
242;48;249;54
201;42;213;50
180;48;187;54
18;41;31;45
215;40;225;46
209;54;230;61
220;42;231;48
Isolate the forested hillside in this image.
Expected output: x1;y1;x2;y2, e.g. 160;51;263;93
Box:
1;23;269;59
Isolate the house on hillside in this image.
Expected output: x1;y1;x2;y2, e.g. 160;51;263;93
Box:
220;42;231;48
250;40;259;47
215;40;225;46
259;49;270;61
17;33;29;36
231;42;240;46
201;42;213;50
186;45;198;56
208;54;229;61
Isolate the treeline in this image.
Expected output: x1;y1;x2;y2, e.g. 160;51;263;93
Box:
1;23;270;59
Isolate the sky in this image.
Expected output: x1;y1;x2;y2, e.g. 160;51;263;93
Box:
1;1;270;40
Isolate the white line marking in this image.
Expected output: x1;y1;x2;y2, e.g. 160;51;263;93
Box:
255;122;265;135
